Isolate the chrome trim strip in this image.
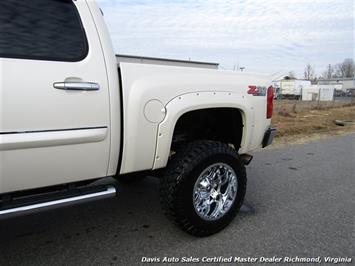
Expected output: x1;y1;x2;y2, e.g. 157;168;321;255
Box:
0;186;116;218
0;127;108;151
0;126;107;135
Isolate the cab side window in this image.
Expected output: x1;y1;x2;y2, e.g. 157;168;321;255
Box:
0;0;88;62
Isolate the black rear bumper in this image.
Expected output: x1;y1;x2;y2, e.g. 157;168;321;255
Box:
262;128;276;148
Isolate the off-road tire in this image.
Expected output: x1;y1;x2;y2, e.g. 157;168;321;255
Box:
159;140;247;236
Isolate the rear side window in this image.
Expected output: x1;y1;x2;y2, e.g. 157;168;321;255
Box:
0;0;88;62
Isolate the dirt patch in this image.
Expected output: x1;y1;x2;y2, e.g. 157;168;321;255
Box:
271;100;355;145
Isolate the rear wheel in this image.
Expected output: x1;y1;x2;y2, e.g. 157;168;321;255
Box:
159;140;246;236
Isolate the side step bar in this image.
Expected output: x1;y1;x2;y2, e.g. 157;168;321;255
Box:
0;185;117;219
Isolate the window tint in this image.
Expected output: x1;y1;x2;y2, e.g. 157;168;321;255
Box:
0;0;88;62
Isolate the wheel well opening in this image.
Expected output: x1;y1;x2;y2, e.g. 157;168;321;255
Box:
172;108;243;151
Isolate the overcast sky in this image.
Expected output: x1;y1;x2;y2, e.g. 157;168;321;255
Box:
97;0;354;78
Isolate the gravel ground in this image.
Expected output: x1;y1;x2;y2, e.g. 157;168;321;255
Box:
0;134;354;265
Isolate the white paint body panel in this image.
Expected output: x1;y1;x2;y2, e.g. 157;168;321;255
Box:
0;128;108;151
0;0;272;194
85;1;122;176
119;62;272;174
0;1;113;193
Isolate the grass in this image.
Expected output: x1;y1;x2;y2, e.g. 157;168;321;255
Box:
271;99;355;144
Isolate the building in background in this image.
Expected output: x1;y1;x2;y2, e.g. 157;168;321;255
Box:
276;78;311;100
317;78;355;96
302;85;335;101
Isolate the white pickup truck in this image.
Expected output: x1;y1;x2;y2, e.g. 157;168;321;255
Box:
0;0;275;236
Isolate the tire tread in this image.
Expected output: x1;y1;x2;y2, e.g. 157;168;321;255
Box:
159;140;246;236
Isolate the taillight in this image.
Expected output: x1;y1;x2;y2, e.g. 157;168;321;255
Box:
266;86;274;119
247;85;273;118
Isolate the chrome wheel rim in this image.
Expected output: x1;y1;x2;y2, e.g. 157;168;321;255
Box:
193;163;238;221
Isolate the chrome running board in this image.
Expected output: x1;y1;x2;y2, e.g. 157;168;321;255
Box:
0;185;117;219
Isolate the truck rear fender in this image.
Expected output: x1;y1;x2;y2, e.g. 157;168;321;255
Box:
153;91;253;169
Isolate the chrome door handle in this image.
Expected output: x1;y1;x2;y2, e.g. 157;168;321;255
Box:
53;82;100;91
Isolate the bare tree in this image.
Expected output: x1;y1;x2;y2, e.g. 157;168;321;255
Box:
322;64;334;79
304;63;315;80
335;58;354;78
